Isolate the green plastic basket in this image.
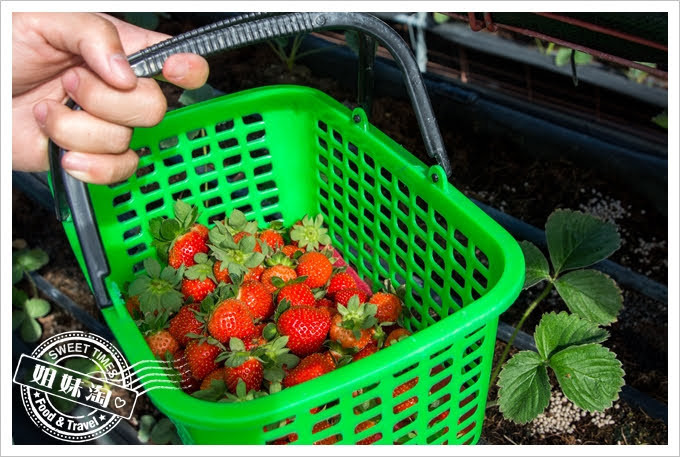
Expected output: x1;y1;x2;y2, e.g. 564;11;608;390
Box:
48;13;524;445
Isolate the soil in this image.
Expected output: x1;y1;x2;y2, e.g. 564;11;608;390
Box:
11;13;668;445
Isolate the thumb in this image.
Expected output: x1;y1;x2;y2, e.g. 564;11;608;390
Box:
36;12;137;90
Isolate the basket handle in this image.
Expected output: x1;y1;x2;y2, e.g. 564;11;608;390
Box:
49;12;450;309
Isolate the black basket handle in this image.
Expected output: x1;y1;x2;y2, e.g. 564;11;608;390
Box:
49;12;451;309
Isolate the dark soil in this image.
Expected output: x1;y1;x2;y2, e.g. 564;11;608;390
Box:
11;13;668;445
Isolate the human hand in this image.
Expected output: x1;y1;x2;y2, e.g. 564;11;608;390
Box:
12;12;210;184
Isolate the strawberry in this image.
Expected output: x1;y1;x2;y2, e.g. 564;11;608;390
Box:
185;339;221;380
237;280;274;320
244;265;265;281
234;231;262;253
326;271;356;299
329;296;379;351
277;281;316;307
258;229;284;250
385;328;411;347
125;295;140;318
315;297;336;315
282;352;334;387
369;292;403;324
145;330;179;359
289;215;331;252
428;409;450;427
261;264;297;294
169;303;202;346
207;298;257;343
334;288;368;307
173;349;200;394
200;368;226;391
282;244;304;258
352;342;378;362
277;305;331;357
296;251;333;288
168;229;209;268
213;260;232;284
181;277;215;303
355;420;381;445
208;220;265;279
330;313;372;351
312;421;339;445
128;258;184;316
149;199;209;268
393;377;418;413
224;358;263;393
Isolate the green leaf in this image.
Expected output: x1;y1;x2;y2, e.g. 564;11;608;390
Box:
12;310;26;331
137;415;156;443
546;209;620;275
229;337;246;352
520;241;551;289
191;379;226;402
652;110;668;129
15;248;49;273
534;311;609;360
554;270;622;325
150;418;179;445
20;318;42;343
12;287;28;307
433;12;449;23
573;51;593;65
497;351;551;424
24;298;50;318
143;257;162;279
263;322;278;341
160;219;181;240
12;263;24;285
550;343;624;411
555;47;571;67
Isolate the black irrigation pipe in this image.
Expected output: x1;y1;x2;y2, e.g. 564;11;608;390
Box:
496;321;668;424
472;199;668;304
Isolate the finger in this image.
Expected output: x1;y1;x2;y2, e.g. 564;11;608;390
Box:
61;149;140;185
61;66;167;127
34;100;133;155
162;53;210;89
36;12;137;90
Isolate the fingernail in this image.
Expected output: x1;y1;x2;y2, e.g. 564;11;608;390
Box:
110;53;136;85
62;70;79;94
33;102;48;127
62;152;89;172
164;59;189;81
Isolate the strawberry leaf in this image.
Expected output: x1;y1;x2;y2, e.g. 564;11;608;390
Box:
520;241;551;290
160;219;181;240
534;312;609;360
25;298;50;319
263;323;278;341
497;350;551;424
192;379;227;401
229;337;246;352
554;269;622;325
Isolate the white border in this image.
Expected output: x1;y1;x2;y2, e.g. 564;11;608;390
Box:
2;1;677;455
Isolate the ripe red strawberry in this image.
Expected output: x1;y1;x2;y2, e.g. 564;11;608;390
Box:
393;377;418;413
369;292;403;323
145;330;179;358
181;277;215;302
261;265;297;293
282;352;334;387
355;420;381;445
207;298;257;343
258;229;284;250
326;272;356;299
244;265;265;281
185;339;221;380
173;349;199;394
330;313;372;351
238;280;274;320
169;303;202;346
233;231;262;253
315;297;336;314
213;260;232;284
125;295;140;317
282;244;304;258
200;367;226;390
296;252;333;288
193;223;209;239
277;282;316;307
277;306;331;356
352;342;378;362
334;288;368;306
224;358;263;393
312;421;339;445
428;409;450;427
169;228;209;269
385;328;411;347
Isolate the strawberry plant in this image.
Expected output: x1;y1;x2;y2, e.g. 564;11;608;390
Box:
12;241;51;343
491;209;625;424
